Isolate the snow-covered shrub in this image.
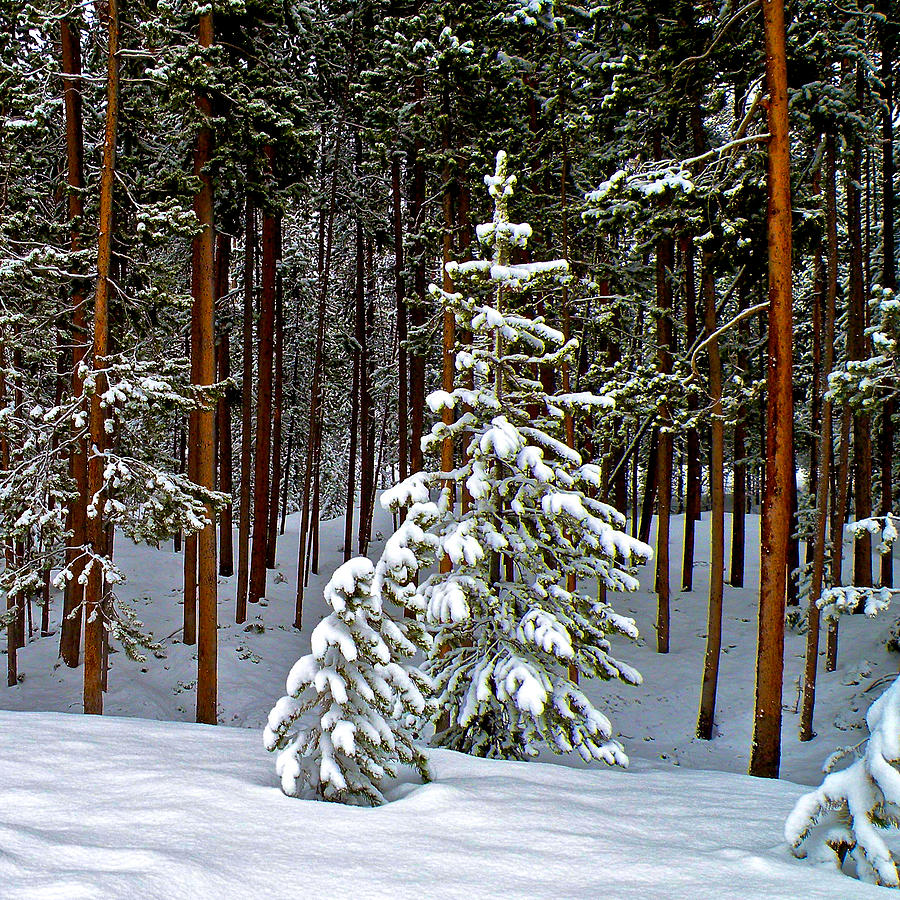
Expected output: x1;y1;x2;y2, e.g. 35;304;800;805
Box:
264;557;432;806
381;151;652;764
786;675;900;887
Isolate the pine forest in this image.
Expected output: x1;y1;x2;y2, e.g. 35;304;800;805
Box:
6;0;900;895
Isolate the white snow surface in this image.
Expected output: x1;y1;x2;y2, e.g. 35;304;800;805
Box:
0;709;883;899
4;503;900;895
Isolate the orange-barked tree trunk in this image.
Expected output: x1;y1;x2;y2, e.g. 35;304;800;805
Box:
60;14;89;668
83;0;120;715
750;0;794;779
193;10;218;725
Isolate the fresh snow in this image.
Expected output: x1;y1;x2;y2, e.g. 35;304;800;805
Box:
4;503;900;893
0;709;885;899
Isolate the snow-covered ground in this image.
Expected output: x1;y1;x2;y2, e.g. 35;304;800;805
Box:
0;709;885;898
2;504;899;896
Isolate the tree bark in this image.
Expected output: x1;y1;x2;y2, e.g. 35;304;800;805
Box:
266;248;284;570
750;0;793;779
193;10;218;726
248;172;277;606
235;200;254;623
59;15;88;668
655;233;674;655
697;252;725;740
84;0;119;715
800;132;837;742
639;430;659;545
408;73;427;475
847;62;873;589
295;152;336;626
392;157;408;494
681;237;700;591
881;0;896;588
730;302;748;588
215;236;234;577
1;351;15;686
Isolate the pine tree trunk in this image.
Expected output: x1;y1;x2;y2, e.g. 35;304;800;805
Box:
654;233;674;655
730;356;747;586
697;252;725;739
750;0;793;779
193;10;218;725
174;420;185;552
800;132;837;742
408;75;426;475
355;182;371;555
59;15;88;668
847;63;873;589
786;450;800;606
1;352;15;686
216;236;234;577
295;154;336;626
235;200;254;624
344;350;360;563
439;137;456;575
184;341;198;641
881;0;895;588
84;0;119;715
266;262;283;570
248;177;277;606
639;430;659;546
681;237;700;591
392;157;408;498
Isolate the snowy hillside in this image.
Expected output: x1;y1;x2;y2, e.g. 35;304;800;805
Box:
3;503;900;895
0;709;885;899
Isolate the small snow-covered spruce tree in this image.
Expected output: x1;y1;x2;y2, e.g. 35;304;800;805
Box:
381;151;652;763
264;557;433;806
786;675;900;887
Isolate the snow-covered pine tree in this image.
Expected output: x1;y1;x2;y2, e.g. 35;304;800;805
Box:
380;150;652;763
264;557;432;806
786;674;900;887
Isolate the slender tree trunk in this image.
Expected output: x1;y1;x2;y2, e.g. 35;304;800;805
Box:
355;165;372;555
295;152;336;627
829;408;853;671
681;237;700;591
84;0;119;715
279;322;302;537
216;236;234;577
639;431;659;545
655;233;674;655
800;132;837;742
408;74;427;475
881;0;896;588
392;157;409;495
235;200;254;623
174;420;185;552
847;63;873;589
266;261;284;569
439;128;456;575
193;10;218;726
344;350;360;563
730;306;748;587
786;451;800;606
1;353;15;687
60;15;88;668
248;175;277;606
750;0;793;779
697;253;725;739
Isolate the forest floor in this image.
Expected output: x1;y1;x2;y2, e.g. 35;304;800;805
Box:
1;503;899;896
